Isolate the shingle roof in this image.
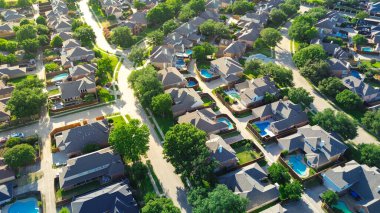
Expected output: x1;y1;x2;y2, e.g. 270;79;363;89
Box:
59;76;96;100
0;65;26;79
129;11;147;25
69;63;97;77
150;46;174;64
327;58;350;71
178;108;228;134
223;41;246;55
342;76;380;102
206;134;237;166
0;183;13;203
66;47;95;60
157;67;185;87
235;76;279;105
211;57;243;76
166;88;203;115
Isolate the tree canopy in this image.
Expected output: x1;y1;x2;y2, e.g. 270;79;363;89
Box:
268;163;291;185
109;119;150;162
292;44;327;68
321;190;339;206
335;89;363;110
151;93;172;117
357;144;380;167
142;197;181;213
146;30;164;47
147;3;175;25
300;60;331;84
279;181;303;201
74;25;96;47
192;42;217;62
4;144;36;168
361;110;380;137
318;77;345;98
50;35;63;48
16;24;37;42
288;87;314;106
162;19;179;35
111;26;134;48
128;45;147;67
260;28;282;47
288;15;318;42
270;8;287;25
199;20;230;38
228;0;255;15
352;34;367;45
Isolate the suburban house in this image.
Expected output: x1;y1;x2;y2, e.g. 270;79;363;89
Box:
54;119;109;157
54;19;72;33
0;64;27;79
252;100;309;136
219;163;279;212
311;39;349;61
278;125;348;169
157;67;187;89
236;26;261;47
59;76;97;106
315;18;335;35
174;17;204;44
0;24;14;38
164;32;194;52
206;134;238;171
0;82;14;99
59;148;124;190
322;160;380;213
71;181;139;213
150;46;175;69
61;56;73;69
128;11;148;33
238;12;269;27
234;76;279;108
166;88;204;117
327;58;351;78
51;31;73;41
65;46;95;62
69;63;97;81
342;76;380;104
1;10;25;22
0;158;15;184
0;183;13;205
223;41;247;58
210;57;244;85
178;108;229;135
62;39;81;52
104;6;123;19
200;10;219;21
0;100;10;123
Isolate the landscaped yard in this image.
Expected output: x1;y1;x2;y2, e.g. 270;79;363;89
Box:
48;88;60;97
8;75;37;85
108;115;126;128
98;87;115;102
155;115;175;134
246;47;272;58
201;95;214;107
231;140;261;165
361;60;380;68
56;181;100;201
126;163;156;202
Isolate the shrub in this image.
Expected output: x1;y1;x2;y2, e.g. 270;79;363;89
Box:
370;59;376;64
5;137;22;148
321;190;339;206
45;63;60;72
281;150;289;156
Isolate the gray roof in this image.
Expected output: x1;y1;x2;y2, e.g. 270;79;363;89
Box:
62;39;81;50
211;57;243;76
323;160;380;209
316;18;335;30
327;58;350;71
199;10;219;21
129;11;147;25
178;108;228;134
240;12;269;25
52;32;73;41
69;63;97;77
219;163;279;210
235;76;279;105
56;120;109;155
0;86;14;97
237;28;260;42
0;183;12;203
0;158;15;183
166;88;203;116
342;76;380;102
66;47;95;60
157;67;185;87
252;100;308;133
150;46;174;64
164;32;193;48
59;148;124;189
59;76;96;100
278;125;347;168
206;134;237;166
0;65;26;79
71;181;139;213
223;41;246;55
0;24;12;31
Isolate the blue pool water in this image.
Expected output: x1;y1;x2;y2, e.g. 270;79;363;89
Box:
200;69;213;78
332;201;352;213
336;32;348;38
254;121;271;136
186;49;193;55
187;80;197;87
288;155;307;177
51;73;68;82
176;58;185;65
9;198;39;213
350;70;362;79
217;117;234;129
362;47;373;52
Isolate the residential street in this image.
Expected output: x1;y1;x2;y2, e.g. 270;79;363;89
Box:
275;22;378;145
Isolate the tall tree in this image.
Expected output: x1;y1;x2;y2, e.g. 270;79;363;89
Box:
268;163;291;185
111;26;134;48
300;60;331;83
36;16;46;25
16;24;37;42
142;197;181;213
357;144;380;167
292;44;327;68
279;181;303;201
318;77;345;98
4;144;36;168
288;87;314;106
288;15;318;42
260;28;282;47
74;25;96;47
50;35;63;48
162;19;179;35
361;110;380;136
335;89;363;110
151;93;172;117
270;8;287;25
147;3;174;25
146;30;164;47
128;45;147;67
109;119;150;162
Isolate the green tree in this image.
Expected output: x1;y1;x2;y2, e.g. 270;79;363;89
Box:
307;7;327;20
128;65;156;88
260;28;282;47
187;187;210;208
361;110;380;136
128;45;147;67
244;59;262;78
36;16;46;25
288;87;314;106
111;26;134;48
4;144;36;168
71;19;84;31
288;15;318;42
58;207;70;213
146;30;164;47
133;0;146;10
96;56;113;83
74;25;96;47
292;44;327;68
142;197;181;213
16;77;44;89
6;87;47;118
300;60;331;84
166;0;182;13
357;144;380;167
312;109;358;140
279;181;303;201
134;74;163;107
279;3;298;16
188;0;205;14
37;35;49;46
321;190;339;206
270;8;287;25
178;6;196;21
36;24;50;35
45;63;60;72
0;0;5;8
16;24;37;42
21;38;39;53
50;35;63;48
192;42;217;62
268;163;291;185
109;119;150;162
229;0;255;15
192;185;248;213
260;63;293;87
20;18;33;26
163;123;216;184
5;137;22;148
162;19;179;35
335;89;363;110
17;0;31;7
151;93;172;117
356;11;369;20
352;34;367;45
147;3;174;25
318;77;345;98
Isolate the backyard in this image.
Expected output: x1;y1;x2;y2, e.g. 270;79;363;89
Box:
231;140;262;165
360;60;380;68
154;115;174;134
8;75;37;85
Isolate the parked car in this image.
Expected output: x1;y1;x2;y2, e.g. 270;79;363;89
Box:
9;132;24;138
55;81;62;86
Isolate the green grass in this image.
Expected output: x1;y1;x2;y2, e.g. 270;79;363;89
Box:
361;60;380;68
56;181;100;201
234;111;252;118
8;75;37;85
48;88;60;96
108;115;126;128
154;115;174;134
98;88;115;102
247;47;272;58
89;1;106;22
202;96;214;107
231;140;261;164
220;131;240;139
126;164;156;202
146;160;164;194
149;117;164;141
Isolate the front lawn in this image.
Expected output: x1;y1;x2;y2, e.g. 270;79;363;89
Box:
126;163;156;202
155;115;175;134
231;140;261;165
98;88;115;102
8;75;37;85
108;115;126;128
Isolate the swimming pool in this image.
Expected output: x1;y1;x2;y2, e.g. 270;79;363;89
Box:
336;32;348;39
361;47;373;52
187;80;197;87
350;70;362;79
225;90;241;100
185;49;193;55
200;69;213;78
254;121;272;137
332;201;352;213
176;58;185;66
51;73;68;82
288;155;308;177
217;117;234;129
8;198;39;213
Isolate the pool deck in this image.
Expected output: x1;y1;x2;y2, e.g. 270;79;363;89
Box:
1;197;40;213
224;89;248;111
285;154;310;178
